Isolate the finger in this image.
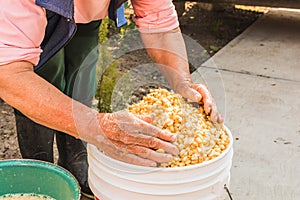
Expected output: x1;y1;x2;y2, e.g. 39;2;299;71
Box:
129;146;173;163
137;114;155;124
210;100;219;123
204;100;212;115
104;125;176;150
99;139;157;167
180;87;202;102
113;112;176;142
137;115;177;141
130;117;177;142
118;134;179;155
217;113;224;123
210;102;223;124
192;84;212;114
208;98;224;124
145;136;179;155
114;142;174;164
155;130;177;142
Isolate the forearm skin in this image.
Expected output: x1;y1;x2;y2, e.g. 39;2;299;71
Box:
0;61;99;140
140;27;192;90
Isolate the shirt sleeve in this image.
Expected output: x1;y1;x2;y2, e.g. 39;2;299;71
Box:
0;0;47;66
131;0;179;33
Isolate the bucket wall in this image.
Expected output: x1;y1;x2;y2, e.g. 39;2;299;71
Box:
88;127;233;200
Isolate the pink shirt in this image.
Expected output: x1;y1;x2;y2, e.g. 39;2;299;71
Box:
0;0;178;66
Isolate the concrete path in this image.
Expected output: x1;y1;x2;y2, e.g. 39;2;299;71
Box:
192;8;300;200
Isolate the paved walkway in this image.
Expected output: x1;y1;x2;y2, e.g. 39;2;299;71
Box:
192;8;300;200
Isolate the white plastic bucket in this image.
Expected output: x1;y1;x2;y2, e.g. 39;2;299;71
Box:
87;126;233;200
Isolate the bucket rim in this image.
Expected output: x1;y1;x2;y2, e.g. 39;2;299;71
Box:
88;125;233;172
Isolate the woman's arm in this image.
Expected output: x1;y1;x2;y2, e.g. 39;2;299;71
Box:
130;0;222;122
0;61;178;166
0;61;92;137
140;28;223;123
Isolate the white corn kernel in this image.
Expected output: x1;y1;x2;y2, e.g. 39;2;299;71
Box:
127;88;230;168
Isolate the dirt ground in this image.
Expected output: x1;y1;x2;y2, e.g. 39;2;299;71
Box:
0;2;265;198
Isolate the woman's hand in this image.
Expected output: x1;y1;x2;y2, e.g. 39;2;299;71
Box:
172;79;223;123
92;110;179;167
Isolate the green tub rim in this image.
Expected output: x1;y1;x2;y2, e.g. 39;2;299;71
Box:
0;159;81;199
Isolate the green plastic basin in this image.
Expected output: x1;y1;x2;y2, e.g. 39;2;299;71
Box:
0;159;80;200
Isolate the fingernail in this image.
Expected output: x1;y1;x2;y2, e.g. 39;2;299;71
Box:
163;130;176;141
166;154;173;161
196;94;202;101
173;147;179;155
150;162;157;167
218;115;224;124
171;134;177;141
149;114;155;120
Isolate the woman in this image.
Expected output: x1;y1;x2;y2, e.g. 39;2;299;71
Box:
0;0;222;198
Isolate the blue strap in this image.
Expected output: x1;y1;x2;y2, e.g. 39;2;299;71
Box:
108;0;128;27
116;4;127;27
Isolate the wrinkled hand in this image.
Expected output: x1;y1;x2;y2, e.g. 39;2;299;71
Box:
94;110;179;167
173;79;223;123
